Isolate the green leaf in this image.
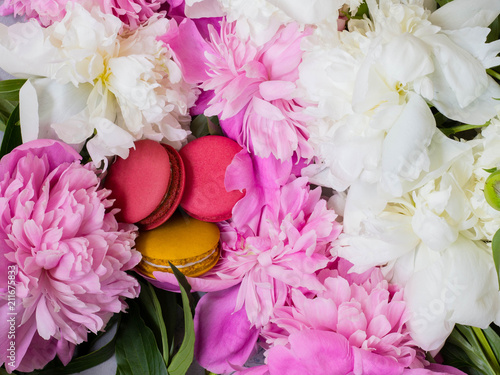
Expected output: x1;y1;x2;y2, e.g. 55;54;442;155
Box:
0;105;21;159
137;280;171;364
440;121;490;137
0;99;17;132
493;229;500;291
483;326;500;362
487;15;500;44
450;325;498;375
472;326;500;372
440;342;477;373
190;115;223;138
435;0;453;7
0;79;26;101
484;167;498;174
167;264;195;375
488;68;500;82
115;300;169;375
353;1;368;18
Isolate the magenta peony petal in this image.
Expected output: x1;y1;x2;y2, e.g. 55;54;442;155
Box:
160;17;212;84
194;285;260;374
267;330;354;375
353;347;404;375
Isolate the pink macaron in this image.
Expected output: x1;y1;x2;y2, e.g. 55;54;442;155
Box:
104;139;185;230
179;135;245;222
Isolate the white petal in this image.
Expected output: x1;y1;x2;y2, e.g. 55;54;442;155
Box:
412;205;458;252
86;118;135;167
353;57;400;114
429;0;500;30
51;110;94;145
425;33;489;109
405;236;500;350
268;0;341;24
28;78;92;142
0;21;60;78
379;33;434;84
380;94;435;196
432;75;500;125
442;28;500;69
402;131;471;193
341;181;393;233
19;80;40;142
338;201;420;273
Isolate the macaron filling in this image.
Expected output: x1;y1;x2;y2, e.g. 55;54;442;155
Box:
138;243;220;278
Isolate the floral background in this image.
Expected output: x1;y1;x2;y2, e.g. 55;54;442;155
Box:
1;1;500;375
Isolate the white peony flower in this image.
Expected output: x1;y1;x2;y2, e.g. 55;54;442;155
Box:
301;0;500;196
0;3;196;166
335;128;500;351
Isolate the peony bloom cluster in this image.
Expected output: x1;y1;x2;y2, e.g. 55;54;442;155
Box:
0;3;197;166
202;21;314;162
0;0;169;29
0;140;141;373
237;258;465;375
301;0;500;195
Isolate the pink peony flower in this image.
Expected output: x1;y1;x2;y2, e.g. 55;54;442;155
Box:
232;258;467;375
0;140;141;373
261;258;418;371
215;176;341;328
203;21;314;162
0;0;168;28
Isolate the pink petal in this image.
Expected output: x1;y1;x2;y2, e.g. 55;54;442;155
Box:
160;18;212;84
259;81;296;101
194;285;260;374
267;330;354;375
353;347;404;375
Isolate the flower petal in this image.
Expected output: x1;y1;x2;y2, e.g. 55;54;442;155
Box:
194;285;260;374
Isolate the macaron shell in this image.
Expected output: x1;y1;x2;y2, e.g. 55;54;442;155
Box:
104;140;171;224
138;143;185;230
179;135;245;222
135;212;221;277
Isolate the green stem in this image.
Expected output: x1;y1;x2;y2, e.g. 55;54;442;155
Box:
472;326;500;373
487;68;500;82
440;121;490;136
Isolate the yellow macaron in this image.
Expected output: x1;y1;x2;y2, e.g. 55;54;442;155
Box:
135;211;220;278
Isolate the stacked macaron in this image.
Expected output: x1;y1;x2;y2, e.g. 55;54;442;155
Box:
105;136;245;278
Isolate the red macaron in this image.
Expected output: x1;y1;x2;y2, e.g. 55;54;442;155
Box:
104;139;185;230
179;135;245;222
